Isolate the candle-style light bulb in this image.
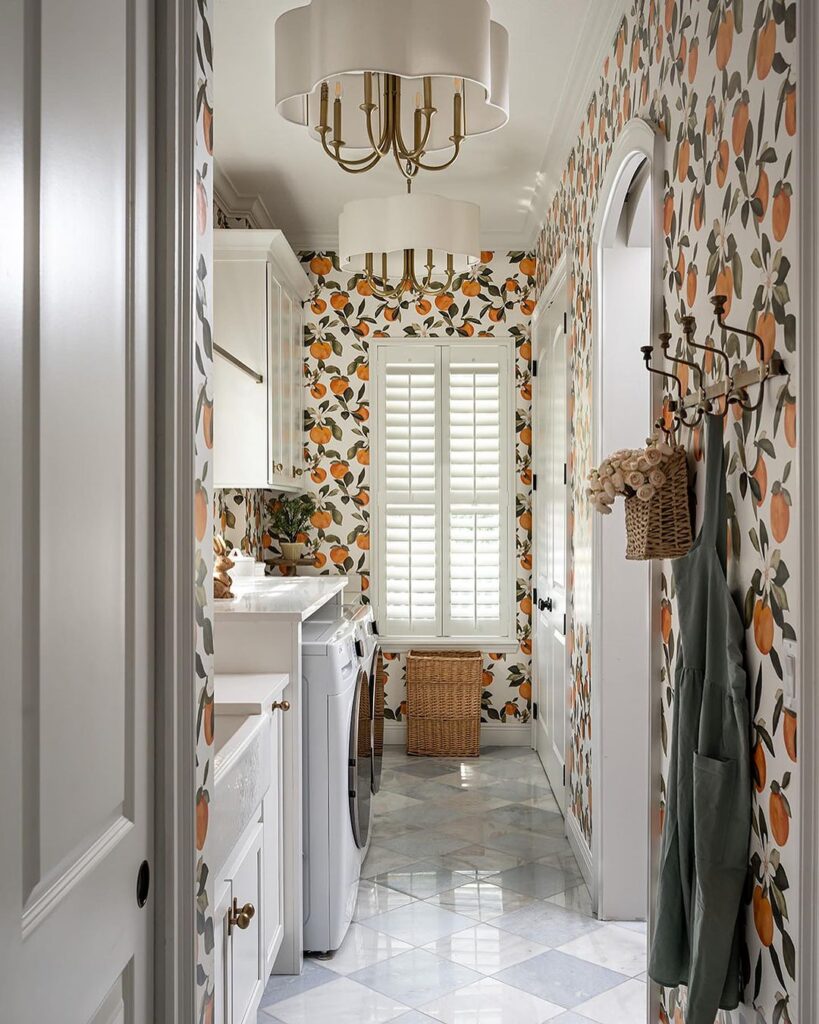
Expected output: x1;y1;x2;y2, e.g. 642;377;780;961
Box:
333;80;343;145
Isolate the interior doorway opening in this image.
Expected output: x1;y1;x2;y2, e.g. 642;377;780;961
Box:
592;122;658;927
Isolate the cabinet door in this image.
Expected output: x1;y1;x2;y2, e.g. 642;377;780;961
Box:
262;701;285;973
279;292;295;485
214;259;269;487
267;268;286;487
231;823;265;1024
213;880;233;1024
291;300;305;481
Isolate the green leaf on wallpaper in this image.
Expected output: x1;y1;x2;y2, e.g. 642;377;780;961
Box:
770;945;787;991
744;585;755;627
734;0;744;31
770;646;783;680
732;251;744;298
203;618;213;656
753;953;762;1002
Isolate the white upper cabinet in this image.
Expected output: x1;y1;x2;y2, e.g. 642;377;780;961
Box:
214;230;311;490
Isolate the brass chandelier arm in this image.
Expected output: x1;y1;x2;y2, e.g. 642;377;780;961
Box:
317;128;385;173
361;72;392;156
363;248;456;300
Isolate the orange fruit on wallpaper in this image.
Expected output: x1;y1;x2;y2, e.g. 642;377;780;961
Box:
756;19;776;80
753;600;774;655
353;321;369;337
732;98;749;156
520;467;532;486
783;708;797;762
330;461;349;479
330;376;349;396
311;382;327;399
311;297;327;314
772;186;791;242
330;291;349;310
356;447;370;465
356;533;370;550
520;637;532;656
330;545;348;564
194;483;208;542
481;250;494;264
309;424;332;445
520;257;537;277
310;509;332;529
753;168;769;220
504;702;517;717
196;790;209;851
505;277;520;293
361;575;369;590
686;266;697;307
716;139;730;187
459;322;476;337
664;0;674;32
310;340;332;360
756;311;776;364
753;886;774;946
462;279;481;297
615;28;624;67
435;293;455;311
785;84;796;137
520;424;533;447
353;405;369;421
716;10;734;70
784;399;797;447
384;305;400;322
520;594;532;616
715;266;734;313
705;96;717;135
661;603;672;645
519;680;532;702
353;489;369;506
310;255;333;277
202;395;214;450
770;788;790;846
753;740;767;791
520;552;533;571
771;489;790;543
356;362;370;381
313;551;327;568
752;453;768;505
482;669;494;686
356;278;373;296
519;509;533;532
488;306;504;323
203;698;214;747
663;192;674;235
520;339;532;360
416;298;431;315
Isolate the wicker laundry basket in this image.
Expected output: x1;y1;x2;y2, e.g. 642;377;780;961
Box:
406;650;483;758
624;445;693;560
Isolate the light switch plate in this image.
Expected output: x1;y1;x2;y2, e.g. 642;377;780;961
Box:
781;638;798;709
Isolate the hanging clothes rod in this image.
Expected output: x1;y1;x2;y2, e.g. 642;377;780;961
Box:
214;343;264;383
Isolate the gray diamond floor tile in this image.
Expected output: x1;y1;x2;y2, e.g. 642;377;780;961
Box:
373;860;483;899
259;958;337;1009
496;949;628;1009
351;947;482;1008
485;862;583;899
493;901;603;947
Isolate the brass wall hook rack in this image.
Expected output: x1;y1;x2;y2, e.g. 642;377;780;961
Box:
641;342;681;442
643;295;788;427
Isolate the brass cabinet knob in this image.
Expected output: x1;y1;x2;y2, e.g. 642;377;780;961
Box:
229;897;255;934
293;466;304;476
273;461;284;473
272;700;291;713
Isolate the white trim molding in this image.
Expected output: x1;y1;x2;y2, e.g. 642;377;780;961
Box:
214;164;275;229
798;0;819;1018
566;808;594;890
383;721;532;748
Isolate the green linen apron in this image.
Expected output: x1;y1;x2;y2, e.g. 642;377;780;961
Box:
649;415;751;1023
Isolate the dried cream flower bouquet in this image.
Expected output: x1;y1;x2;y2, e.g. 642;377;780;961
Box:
587;436;678;515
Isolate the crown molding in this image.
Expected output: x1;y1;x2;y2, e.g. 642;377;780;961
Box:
213;164;275;228
287;226;531;258
521;0;625;248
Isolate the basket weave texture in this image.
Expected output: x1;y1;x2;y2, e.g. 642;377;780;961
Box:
624;445;693;560
406;650;483;758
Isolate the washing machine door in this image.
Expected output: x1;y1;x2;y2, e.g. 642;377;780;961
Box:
370;647;385;794
348;667;372;849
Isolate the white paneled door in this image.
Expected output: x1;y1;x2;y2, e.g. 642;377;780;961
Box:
533;303;569;812
0;0;154;1021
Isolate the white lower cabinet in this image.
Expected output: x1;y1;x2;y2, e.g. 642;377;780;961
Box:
214;820;266;1024
262;699;285;974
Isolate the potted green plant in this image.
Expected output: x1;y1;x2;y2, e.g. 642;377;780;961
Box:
267;493;317;563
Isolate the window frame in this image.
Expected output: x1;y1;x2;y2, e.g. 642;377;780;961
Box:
370;336;518;650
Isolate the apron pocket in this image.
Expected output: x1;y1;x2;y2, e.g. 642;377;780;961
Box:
693;752;736;867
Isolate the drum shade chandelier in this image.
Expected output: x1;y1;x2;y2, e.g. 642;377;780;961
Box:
338;183;481;299
274;0;510;177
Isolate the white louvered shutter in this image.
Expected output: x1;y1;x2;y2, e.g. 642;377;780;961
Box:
444;346;510;638
375;346;440;636
374;340;513;643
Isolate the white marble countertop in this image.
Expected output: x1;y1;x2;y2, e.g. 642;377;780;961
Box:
214;672;289;713
214;575;348;622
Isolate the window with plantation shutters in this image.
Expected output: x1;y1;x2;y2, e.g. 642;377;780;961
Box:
373;340;515;645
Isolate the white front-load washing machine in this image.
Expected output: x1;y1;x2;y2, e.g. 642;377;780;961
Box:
301;616;373;954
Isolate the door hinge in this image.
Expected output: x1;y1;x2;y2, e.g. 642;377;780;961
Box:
532;701;538;721
531;359;538;378
563;462;567;485
563;764;566;786
533;473;538;491
533;586;538;606
563;311;568;334
563;613;567;636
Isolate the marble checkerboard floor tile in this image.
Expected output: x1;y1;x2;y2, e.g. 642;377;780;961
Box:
258;748;648;1024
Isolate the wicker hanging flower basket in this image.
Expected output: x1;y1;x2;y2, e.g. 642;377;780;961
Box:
588;438;692;561
623;446;692;560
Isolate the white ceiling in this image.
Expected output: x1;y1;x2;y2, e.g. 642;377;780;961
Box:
214;0;624;251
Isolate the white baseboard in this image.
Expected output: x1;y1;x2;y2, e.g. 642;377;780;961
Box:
566;807;594;890
384;721;532;748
